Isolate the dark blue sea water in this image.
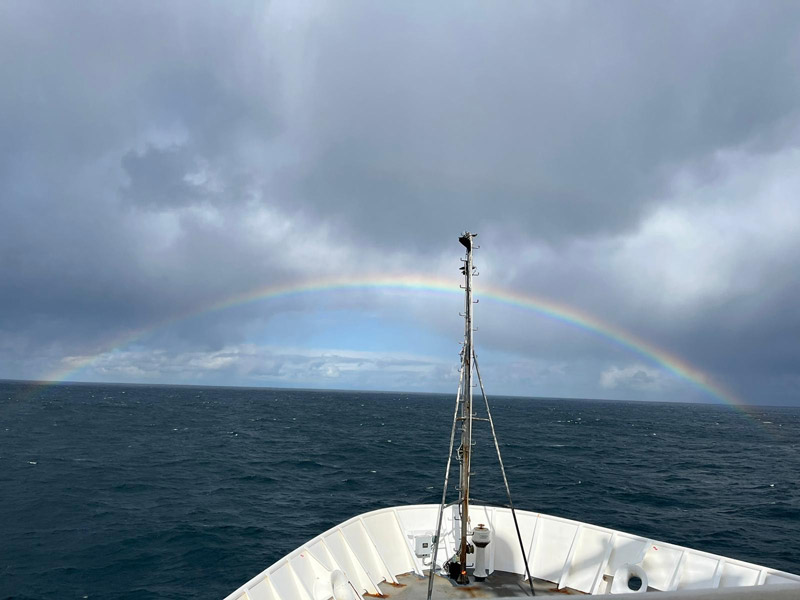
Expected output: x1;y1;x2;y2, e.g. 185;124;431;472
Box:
1;381;798;599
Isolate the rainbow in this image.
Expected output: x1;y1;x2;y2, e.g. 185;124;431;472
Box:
42;274;744;407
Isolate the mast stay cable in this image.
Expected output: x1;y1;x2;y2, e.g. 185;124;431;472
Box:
474;351;536;597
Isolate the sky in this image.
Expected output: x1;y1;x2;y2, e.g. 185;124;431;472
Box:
1;1;800;405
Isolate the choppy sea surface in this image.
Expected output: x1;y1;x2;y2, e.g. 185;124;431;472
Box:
1;381;798;599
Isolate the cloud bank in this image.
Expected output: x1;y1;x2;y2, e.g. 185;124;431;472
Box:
2;1;800;404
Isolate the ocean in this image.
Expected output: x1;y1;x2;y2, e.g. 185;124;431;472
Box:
1;381;798;599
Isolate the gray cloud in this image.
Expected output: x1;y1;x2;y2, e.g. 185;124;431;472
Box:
276;2;800;246
1;1;800;404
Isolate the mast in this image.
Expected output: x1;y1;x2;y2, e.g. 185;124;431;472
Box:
427;232;534;598
457;231;476;585
426;232;534;598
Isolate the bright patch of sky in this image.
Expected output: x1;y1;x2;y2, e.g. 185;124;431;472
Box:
250;309;460;358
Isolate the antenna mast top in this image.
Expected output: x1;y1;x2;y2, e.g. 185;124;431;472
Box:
458;232;476;251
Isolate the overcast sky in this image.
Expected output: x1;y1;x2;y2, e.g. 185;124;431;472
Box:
2;1;799;405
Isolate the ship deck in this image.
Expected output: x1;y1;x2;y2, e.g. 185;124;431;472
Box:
223;504;800;600
372;571;585;599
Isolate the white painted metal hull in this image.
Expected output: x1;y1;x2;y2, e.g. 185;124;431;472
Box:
223;504;800;599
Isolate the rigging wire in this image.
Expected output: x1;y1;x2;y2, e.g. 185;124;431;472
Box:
474;350;536;597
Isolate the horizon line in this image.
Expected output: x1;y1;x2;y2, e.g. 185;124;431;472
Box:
1;377;788;409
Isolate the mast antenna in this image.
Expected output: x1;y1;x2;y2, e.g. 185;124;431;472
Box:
427;232;535;599
456;231;477;585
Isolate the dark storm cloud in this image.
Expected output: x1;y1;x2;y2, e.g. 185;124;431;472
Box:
1;1;799;403
278;2;800;246
0;2;285;351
